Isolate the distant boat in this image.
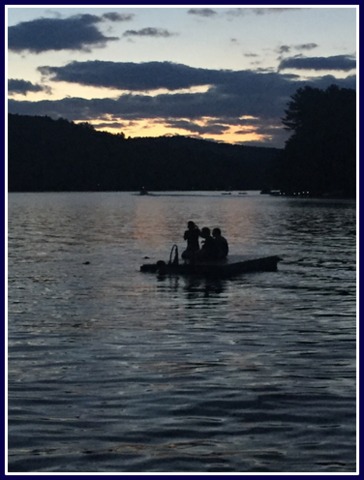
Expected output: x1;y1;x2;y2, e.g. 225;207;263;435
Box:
139;187;149;195
260;189;281;195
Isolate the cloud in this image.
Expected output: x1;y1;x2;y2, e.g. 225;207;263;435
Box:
102;12;134;22
122;27;177;38
91;120;127;129
295;43;318;51
164;119;229;135
310;74;356;90
277;43;318;56
8;78;49;95
187;8;218;18
8;13;122;53
38;61;218;91
39;61;309;103
278;45;291;54
279;54;356;71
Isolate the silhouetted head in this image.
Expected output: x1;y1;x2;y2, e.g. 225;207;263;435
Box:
187;221;196;229
200;227;211;238
212;228;221;237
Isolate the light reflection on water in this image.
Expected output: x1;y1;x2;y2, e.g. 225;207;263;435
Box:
8;192;356;473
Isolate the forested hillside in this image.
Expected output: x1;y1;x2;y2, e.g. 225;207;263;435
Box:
8;114;281;192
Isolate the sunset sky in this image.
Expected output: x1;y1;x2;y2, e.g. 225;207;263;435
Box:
6;5;357;148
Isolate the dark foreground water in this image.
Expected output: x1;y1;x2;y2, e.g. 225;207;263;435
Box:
7;191;357;473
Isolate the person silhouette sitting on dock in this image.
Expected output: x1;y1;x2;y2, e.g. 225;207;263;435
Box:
196;226;219;260
212;227;229;259
181;221;200;260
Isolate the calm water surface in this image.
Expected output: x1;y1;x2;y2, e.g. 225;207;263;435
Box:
8;192;357;473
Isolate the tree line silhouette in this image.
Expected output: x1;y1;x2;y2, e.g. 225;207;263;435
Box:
8;84;355;197
277;85;356;197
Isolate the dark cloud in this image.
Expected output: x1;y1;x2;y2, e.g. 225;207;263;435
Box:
310;74;356;90
277;43;318;56
279;54;356;71
38;61;305;102
188;9;217;18
92;120;127;129
38;61;219;91
8;14;120;53
278;45;291;54
8;78;49;95
6;89;270;123
102;12;134;22
123;28;176;38
165;119;229;136
235;127;256;134
295;43;318;51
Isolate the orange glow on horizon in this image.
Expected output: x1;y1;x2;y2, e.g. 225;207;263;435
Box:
84;117;271;145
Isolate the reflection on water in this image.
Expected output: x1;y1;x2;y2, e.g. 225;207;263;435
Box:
158;275;227;299
8;192;356;473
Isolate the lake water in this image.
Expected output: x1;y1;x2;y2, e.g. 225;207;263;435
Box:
7;191;357;473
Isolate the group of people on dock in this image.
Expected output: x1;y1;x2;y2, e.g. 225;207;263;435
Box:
181;221;229;261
